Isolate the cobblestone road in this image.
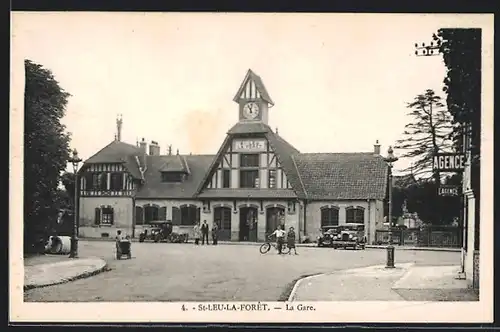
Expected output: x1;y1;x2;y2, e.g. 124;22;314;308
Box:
24;241;461;302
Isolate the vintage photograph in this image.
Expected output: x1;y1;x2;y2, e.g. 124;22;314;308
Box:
10;12;493;323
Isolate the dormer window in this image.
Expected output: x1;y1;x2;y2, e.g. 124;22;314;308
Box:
161;172;185;183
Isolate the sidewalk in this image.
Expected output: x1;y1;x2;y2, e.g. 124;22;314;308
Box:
289;263;479;302
24;257;108;290
80;238;460;252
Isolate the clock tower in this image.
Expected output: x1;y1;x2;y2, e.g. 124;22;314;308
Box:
233;69;274;124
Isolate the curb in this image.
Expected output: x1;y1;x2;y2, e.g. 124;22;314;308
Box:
24;263;110;291
287;263;414;302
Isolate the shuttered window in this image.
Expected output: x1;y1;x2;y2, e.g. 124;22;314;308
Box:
172;207;181;225
346;207;364;224
94;207;101;225
159;206;167;220
214;207;232;230
180;205;198;226
135;206;144;225
321;207;339;227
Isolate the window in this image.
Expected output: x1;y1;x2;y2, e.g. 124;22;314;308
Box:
214;207;232;230
144;205;159;223
268;169;277;188
135;206;144;225
222;169;231;188
240;154;260;167
180;205;200;226
240;170;259;188
87;173;101;190
172;207;181;225
99;173;108;190
346;207;365;224
110;172;123;190
321;207;339;227
161;172;184;183
95;206;114;225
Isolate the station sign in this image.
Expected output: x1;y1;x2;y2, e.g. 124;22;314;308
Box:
438;185;461;197
432;153;466;172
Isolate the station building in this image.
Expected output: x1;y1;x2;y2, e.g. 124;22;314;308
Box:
77;69;389;243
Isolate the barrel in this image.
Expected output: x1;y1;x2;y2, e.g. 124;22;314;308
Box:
47;236;72;254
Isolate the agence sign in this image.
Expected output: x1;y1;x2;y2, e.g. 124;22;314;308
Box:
432;153;466;172
438;185;461;197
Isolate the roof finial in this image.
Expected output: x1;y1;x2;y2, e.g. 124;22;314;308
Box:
168;145;172;156
176;148;179;155
276;127;279;134
116;114;123;141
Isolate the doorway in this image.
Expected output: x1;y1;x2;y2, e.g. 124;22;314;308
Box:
266;206;285;234
239;206;258;241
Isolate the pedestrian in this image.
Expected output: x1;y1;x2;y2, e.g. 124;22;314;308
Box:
270;225;286;254
212;222;219;245
287;226;298;255
201;220;209;245
115;229;124;255
193;222;201;245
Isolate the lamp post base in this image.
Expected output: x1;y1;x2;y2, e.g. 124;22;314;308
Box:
385;245;395;268
69;237;79;258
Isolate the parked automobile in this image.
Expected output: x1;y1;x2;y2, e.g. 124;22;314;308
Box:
138;221;189;243
317;225;340;247
331;223;366;250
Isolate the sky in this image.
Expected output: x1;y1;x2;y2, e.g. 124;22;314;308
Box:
11;12;491;175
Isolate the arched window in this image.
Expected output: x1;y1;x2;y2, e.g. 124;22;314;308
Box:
214;206;232;230
144;204;159;223
346;206;365;224
320;206;339;227
172;207;181;225
180;205;200;226
135;206;144;225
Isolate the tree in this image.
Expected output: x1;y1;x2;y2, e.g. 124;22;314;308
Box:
437;28;481;249
24;59;71;253
394;89;454;182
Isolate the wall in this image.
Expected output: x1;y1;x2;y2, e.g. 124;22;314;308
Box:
464;190;476;288
79;196;133;238
305;200;382;244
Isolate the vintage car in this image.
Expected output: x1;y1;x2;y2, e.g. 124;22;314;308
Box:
331;223;366;250
317;226;340;247
138;221;189;243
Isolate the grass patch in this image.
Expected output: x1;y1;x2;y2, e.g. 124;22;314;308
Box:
278;272;325;302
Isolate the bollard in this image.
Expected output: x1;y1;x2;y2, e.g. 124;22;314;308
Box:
386;245;395;268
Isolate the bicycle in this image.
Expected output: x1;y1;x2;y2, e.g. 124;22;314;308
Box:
259;237;290;254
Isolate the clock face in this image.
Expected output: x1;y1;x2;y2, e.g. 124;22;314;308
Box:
243;102;260;119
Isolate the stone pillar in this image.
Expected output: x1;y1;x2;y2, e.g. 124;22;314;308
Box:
257;210;266;241
231;209;239;241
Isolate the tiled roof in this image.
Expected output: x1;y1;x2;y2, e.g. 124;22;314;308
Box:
227;121;271;135
158;155;189;173
293;153;388;200
198;189;297;199
135;155;214;199
233;69;274;105
82;140;142;179
84;140;141;164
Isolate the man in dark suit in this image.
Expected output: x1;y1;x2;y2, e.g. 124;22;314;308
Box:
201;220;209;245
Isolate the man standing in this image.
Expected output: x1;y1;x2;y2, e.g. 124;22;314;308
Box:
201;220;209;245
270;225;286;254
212;222;219;245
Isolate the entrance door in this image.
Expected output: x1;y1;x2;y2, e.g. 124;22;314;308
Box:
214;206;232;241
239;207;258;241
266;206;285;234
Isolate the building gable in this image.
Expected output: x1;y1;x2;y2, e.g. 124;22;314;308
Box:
233;69;274;106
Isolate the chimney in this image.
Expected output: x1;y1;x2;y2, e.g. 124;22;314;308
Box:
374;140;381;155
116;114;123;141
149;140;160;156
168;145;172;156
176;148;179;155
139;137;148;155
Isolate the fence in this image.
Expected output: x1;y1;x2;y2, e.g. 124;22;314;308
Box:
375;227;461;248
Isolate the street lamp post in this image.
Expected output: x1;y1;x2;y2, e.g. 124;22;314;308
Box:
384;146;399;268
68;149;82;258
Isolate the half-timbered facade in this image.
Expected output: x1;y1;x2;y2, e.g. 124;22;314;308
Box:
78;69;389;243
